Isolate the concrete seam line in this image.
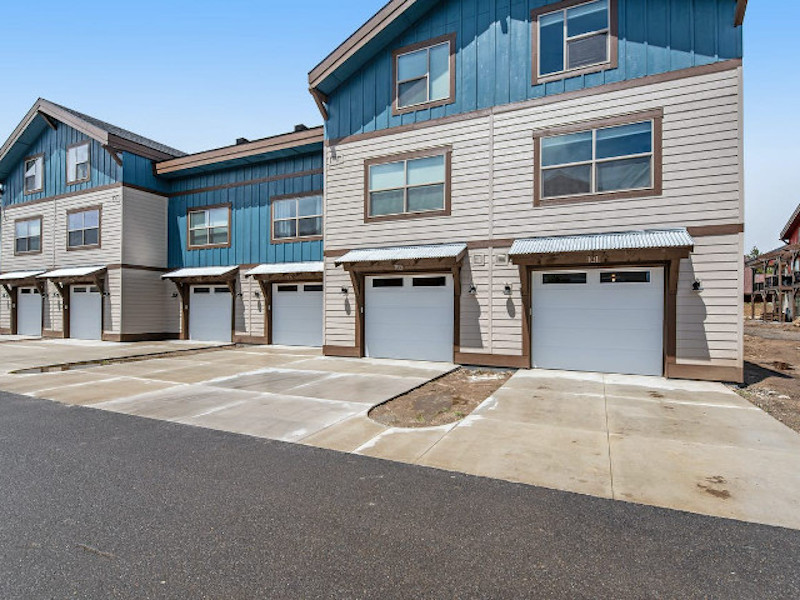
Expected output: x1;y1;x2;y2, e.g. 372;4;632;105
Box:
603;374;616;501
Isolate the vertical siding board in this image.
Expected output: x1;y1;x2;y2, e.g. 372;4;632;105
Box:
166;150;323;270
323;0;742;140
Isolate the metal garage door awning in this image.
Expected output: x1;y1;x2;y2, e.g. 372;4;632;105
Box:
509;229;694;258
245;262;324;277
0;270;46;284
335;243;467;269
162;266;239;283
38;266;106;284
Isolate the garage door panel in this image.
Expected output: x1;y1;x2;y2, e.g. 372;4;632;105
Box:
17;288;42;337
190;287;232;343
532;268;664;376
366;275;453;363
272;283;323;347
70;286;102;340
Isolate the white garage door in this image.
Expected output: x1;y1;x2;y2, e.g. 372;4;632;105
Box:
365;274;453;363
272;283;323;347
532;268;664;376
17;287;42;337
189;286;232;343
70;285;102;340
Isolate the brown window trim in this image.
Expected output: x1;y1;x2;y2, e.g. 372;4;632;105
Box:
66;205;102;251
531;0;619;86
186;203;232;250
270;190;324;245
66;141;92;186
23;153;45;195
364;146;452;223
13;215;43;256
392;33;457;116
533;108;663;207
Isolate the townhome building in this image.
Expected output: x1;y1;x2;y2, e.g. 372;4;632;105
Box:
155;127;325;344
0;99;183;341
310;0;747;382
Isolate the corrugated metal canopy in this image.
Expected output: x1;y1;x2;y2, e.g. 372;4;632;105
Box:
335;243;468;265
38;266;106;279
0;270;46;281
245;262;324;277
509;229;694;256
162;266;239;280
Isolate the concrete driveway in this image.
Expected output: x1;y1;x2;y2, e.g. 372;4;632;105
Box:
1;339;798;530
0;338;220;374
308;369;800;531
0;344;453;443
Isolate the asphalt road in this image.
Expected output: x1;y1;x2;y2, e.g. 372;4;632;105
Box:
1;393;799;600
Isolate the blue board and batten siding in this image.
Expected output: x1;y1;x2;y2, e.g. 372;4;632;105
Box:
121;152;171;194
2;123;121;205
325;0;743;140
167;152;324;269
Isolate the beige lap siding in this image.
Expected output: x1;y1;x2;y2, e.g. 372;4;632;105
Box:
103;268;121;336
120;269;178;336
323;258;356;348
121;187;168;268
324;64;743;372
676;233;743;366
43;281;63;334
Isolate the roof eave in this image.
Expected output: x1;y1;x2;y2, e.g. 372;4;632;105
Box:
154;127;324;177
734;0;748;26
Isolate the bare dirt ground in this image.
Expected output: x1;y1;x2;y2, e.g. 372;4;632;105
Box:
370;367;514;428
738;320;800;433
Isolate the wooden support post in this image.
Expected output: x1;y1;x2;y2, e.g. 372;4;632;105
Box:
53;282;69;338
348;269;365;358
257;278;272;345
2;284;16;335
227;279;237;340
175;282;190;340
518;264;532;368
451;263;461;354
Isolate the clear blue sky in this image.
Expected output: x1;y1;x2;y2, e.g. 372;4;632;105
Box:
0;1;794;253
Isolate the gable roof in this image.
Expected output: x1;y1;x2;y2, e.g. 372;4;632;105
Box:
780;203;800;242
308;0;439;96
154;126;323;178
0;98;185;181
309;0;749;99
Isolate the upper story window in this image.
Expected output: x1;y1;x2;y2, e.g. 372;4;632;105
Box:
532;0;617;84
534;110;662;205
188;205;230;249
67;207;100;249
393;34;455;114
24;155;44;194
15;217;42;255
272;193;323;242
366;148;451;221
66;141;90;184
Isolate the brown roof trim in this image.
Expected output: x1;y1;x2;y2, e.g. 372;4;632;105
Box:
155;127;324;175
309;0;417;89
170;168;323;198
686;223;744;237
734;0;748;26
0;99;181;165
327;58;743;146
779;204;800;242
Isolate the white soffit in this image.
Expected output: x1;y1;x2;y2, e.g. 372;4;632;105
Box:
245;262;325;277
336;243;468;265
162;266;239;280
509;229;694;256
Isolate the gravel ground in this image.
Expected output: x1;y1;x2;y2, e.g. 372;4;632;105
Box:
369;367;514;427
737;321;800;433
